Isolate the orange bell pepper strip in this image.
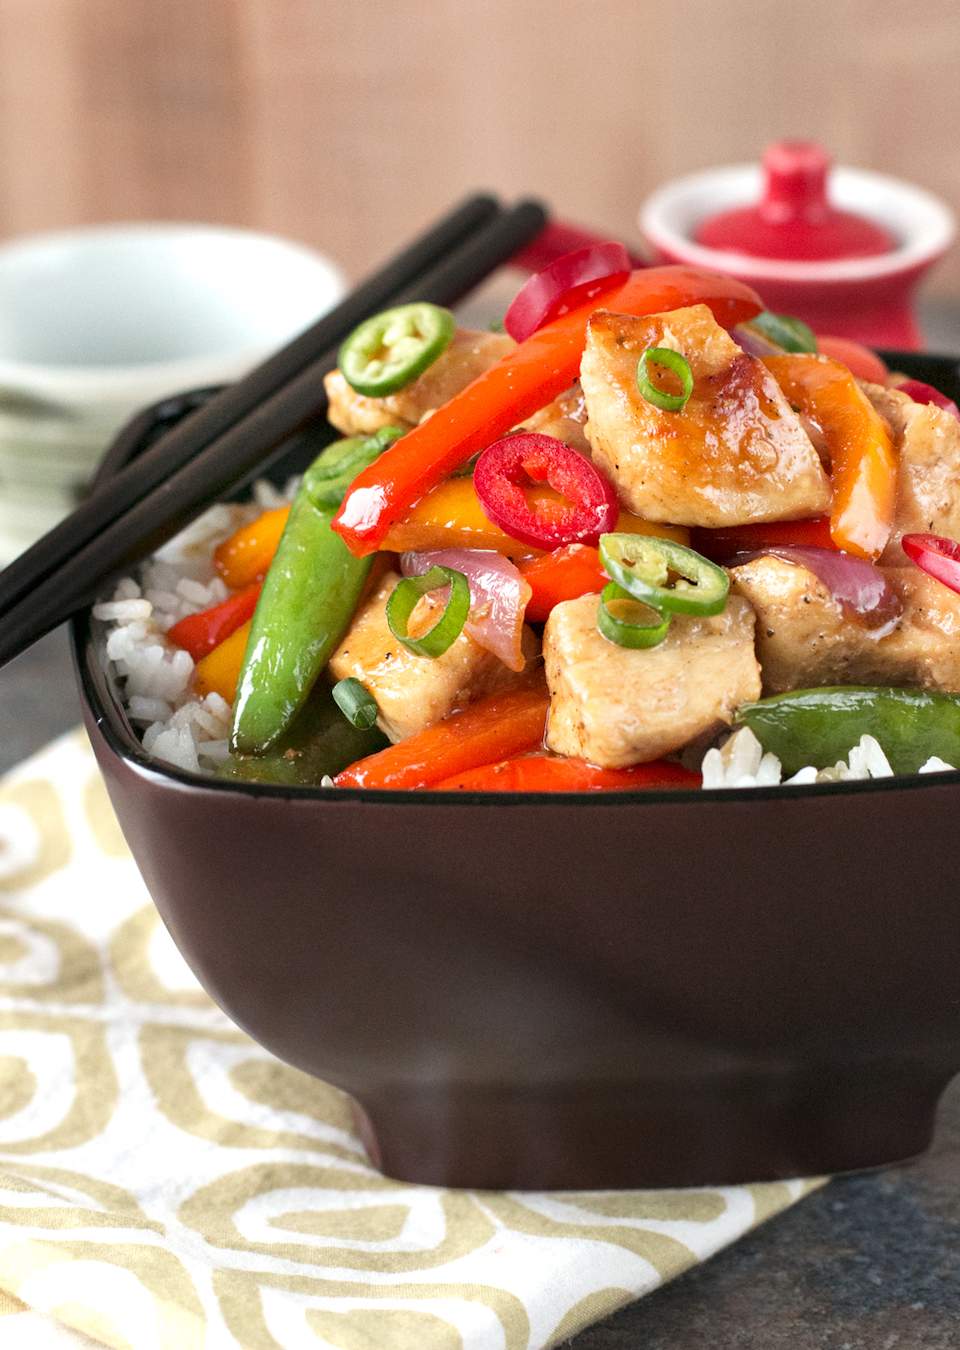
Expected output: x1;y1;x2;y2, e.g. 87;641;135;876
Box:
691;516;834;563
167;582;262;660
194;619;252;704
434;754;701;792
381;475;690;557
333;685;549;790
765;355;897;561
333;267;763;555
214;506;290;589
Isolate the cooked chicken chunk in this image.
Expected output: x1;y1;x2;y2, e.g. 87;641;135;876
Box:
523;383;592;455
543;592;761;767
329;572;537;743
324;328;514;437
862;383;960;563
731;555;960;694
580;304;831;527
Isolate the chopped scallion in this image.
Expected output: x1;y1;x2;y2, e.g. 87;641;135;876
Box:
386;565;471;658
332;677;379;730
636;346;694;411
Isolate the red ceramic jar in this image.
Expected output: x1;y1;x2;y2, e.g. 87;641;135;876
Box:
640;142;955;349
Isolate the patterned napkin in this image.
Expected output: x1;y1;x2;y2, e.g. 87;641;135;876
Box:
0;731;821;1349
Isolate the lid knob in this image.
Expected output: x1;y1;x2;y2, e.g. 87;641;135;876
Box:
695;140;894;262
760;140;831;225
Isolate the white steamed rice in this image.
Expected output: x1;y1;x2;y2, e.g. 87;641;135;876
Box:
93;479;297;775
701;726;955;790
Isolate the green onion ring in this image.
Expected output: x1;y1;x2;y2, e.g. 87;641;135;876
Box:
386;565;471;659
636;347;694;412
597;582;671;649
332;677;380;730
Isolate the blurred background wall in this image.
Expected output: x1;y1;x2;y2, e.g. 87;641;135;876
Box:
0;0;958;294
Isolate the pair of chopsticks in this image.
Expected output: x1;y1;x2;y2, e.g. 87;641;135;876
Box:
0;194;548;670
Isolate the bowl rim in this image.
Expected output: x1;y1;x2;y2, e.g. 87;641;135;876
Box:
639;163;956;284
73;346;960;808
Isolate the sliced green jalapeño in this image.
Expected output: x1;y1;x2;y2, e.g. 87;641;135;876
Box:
599;533;729;617
339;302;455;397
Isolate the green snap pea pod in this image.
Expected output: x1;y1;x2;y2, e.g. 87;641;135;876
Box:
734;686;960;776
221;682;387;787
230;428;403;755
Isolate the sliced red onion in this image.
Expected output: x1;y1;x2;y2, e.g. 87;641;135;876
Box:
504;242;630;344
731;323;786;359
733;545;902;631
401;549;532;671
892;378;960;422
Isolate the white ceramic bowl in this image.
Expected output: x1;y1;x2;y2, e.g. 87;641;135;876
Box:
0;222;346;417
0;222;345;561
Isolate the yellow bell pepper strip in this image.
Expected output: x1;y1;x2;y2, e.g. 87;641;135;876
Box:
195;619;252;704
380;474;690;557
333;684;550;790
765;354;897;561
214;506;290;589
332;267;763;556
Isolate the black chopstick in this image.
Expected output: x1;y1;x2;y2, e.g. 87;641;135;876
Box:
0;197;548;670
0;192;502;618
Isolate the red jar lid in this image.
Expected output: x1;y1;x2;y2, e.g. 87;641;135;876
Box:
695;141;894;262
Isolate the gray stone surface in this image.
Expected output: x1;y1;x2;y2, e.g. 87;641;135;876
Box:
2;629;959;1346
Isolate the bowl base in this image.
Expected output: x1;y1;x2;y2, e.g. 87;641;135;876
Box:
356;1065;950;1189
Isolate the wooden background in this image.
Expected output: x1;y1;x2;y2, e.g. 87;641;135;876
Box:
0;0;958;294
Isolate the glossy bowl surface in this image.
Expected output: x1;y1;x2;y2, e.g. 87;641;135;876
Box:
74;351;960;1189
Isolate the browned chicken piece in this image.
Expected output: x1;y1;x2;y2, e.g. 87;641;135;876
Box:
580;304;831;527
731;555;960;694
860;382;960;563
329;571;538;743
324;328;514;437
523;383;592;455
543;592;761;767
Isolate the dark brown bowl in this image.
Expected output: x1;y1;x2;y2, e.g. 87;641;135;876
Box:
73;352;960;1190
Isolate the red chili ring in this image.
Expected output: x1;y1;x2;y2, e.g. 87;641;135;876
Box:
473;432;620;551
504;242;631;344
902;533;960;596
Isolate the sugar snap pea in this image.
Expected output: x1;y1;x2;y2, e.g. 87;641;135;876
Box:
230;428;403;754
734;686;960;776
222;681;386;787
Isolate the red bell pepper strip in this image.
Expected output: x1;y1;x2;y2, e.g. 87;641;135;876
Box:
518;545;607;621
333;685;549;790
434;754;701;792
333;267;763;556
473;432;619;550
167;582;262;660
692;517;834;563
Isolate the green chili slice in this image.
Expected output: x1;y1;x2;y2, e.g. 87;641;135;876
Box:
304;426;405;509
636;347;694;411
597;582;671;649
386;565;470;658
332;677;379;730
749;311;818;354
600;533;729;617
339;303;456;397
